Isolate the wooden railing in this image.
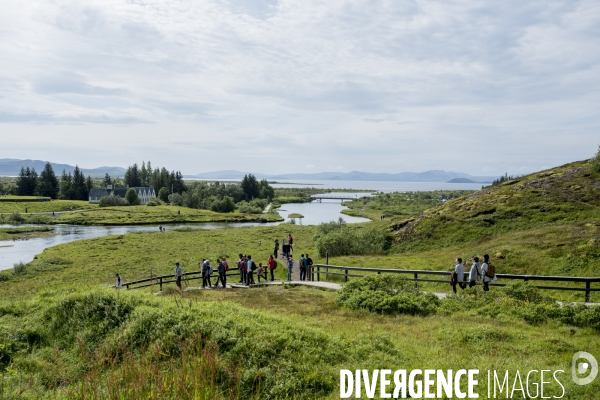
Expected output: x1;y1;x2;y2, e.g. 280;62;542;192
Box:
122;270;245;290
312;264;600;303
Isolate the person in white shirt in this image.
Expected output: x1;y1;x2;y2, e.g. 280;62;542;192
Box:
468;256;480;288
175;262;183;291
452;258;466;293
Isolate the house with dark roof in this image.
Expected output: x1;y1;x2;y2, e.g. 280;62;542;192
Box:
89;185;157;205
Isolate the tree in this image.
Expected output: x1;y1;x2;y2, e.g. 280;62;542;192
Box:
125;188;140;205
124;163;141;187
241;174;259;200
59;170;73;200
158;187;170;202
258;179;274;200
140;161;148;187
16;167;38;196
36;163;59;198
86;176;94;196
72;166;88;200
103;173;112;187
592;145;600;173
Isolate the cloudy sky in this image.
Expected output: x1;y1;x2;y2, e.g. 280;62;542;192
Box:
1;0;598;176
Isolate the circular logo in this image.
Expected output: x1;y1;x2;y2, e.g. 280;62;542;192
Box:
572;352;598;386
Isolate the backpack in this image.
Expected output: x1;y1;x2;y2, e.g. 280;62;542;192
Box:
273;260;278;269
251;261;257;271
209;265;214;275
485;262;495;278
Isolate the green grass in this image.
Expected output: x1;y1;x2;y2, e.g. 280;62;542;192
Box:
0;195;50;202
288;213;304;219
0;199;94;213
0;227;54;241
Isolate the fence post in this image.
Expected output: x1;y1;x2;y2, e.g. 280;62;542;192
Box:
586;281;591;303
345;269;348;283
317;265;320;282
126;283;129;290
326;252;329;265
414;273;418;288
160;277;163;291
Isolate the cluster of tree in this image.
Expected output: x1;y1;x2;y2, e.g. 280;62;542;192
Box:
170;174;274;213
120;161;186;195
491;173;516;186
14;163;92;200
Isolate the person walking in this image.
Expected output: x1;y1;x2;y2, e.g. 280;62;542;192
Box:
217;258;227;288
202;259;212;288
175;262;183;292
256;263;264;283
274;239;279;259
246;255;255;285
286;256;294;281
299;254;307;281
238;254;246;284
468;256;480;288
481;254;496;292
115;273;122;289
306;254;313;281
288;233;294;253
452;258;466;293
268;255;276;281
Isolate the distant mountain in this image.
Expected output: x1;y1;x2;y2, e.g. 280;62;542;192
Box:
0;159;126;177
447;178;486;183
193;170;498;183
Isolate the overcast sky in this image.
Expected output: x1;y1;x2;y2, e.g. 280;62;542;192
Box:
1;0;598;176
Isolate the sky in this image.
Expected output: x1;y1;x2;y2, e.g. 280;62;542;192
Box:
0;0;598;177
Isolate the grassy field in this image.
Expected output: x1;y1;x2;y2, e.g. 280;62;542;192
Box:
1;160;599;398
0;226;54;241
0;199;95;213
0;195;50;202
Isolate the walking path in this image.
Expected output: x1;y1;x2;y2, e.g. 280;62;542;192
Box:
262;203;272;214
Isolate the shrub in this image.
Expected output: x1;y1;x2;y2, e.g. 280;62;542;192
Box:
336;275;440;316
211;196;235;213
8;212;24;223
169;193;183;206
13;261;26;275
125;188;141;205
146;199;163;206
98;195;128;207
313;219;389;257
502;282;552;304
237;200;264;214
158;187;170;202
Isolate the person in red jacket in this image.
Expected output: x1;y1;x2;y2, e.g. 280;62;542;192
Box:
268;255;276;281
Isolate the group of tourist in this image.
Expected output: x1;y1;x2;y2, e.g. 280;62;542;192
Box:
450;254;497;293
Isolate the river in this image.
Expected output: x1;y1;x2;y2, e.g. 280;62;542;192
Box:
0;200;369;270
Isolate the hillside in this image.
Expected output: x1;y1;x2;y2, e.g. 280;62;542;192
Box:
0;158;126;177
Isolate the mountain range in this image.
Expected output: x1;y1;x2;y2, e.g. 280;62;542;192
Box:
0;159;495;182
0;159;126;177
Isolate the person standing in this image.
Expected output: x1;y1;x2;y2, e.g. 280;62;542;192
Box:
246;255;255;285
299;254;307;281
202;259;212;288
481;254;496;292
256;263;264;283
273;239;279;259
286;256;294;282
452;258;465;293
268;255;276;281
238;254;246;284
175;262;183;291
468;256;480;288
288;233;294;253
115;273;122;289
217;258;227;288
306;254;313;281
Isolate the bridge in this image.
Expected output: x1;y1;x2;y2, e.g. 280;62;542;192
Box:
311;195;369;202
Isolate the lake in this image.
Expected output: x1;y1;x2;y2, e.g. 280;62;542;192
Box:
271;180;484;192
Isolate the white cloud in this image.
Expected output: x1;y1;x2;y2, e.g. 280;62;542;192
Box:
0;0;598;176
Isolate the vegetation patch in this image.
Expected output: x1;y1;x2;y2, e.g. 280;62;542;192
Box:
288;213;304;219
313;218;389;257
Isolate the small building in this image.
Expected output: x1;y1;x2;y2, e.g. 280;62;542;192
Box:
89;185;157;205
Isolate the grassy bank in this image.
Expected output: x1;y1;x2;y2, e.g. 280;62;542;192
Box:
0;227;54;241
0;199;95;213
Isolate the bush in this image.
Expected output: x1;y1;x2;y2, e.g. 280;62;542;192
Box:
125;188;141;205
502;282;552;304
237;199;267;214
211;196;235;213
8;212;24;223
98;195;128;207
336;275;440;316
13;261;26;275
169;193;183;206
313;219;389;257
146;199;163;206
158;187;170;202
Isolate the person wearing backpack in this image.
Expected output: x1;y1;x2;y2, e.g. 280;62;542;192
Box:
268;255;277;281
202;259;212;288
481;254;496;292
299;254;307;281
468;256;480;288
238;254;246;284
217;259;227;288
274;239;279;259
452;258;466;293
288;234;294;252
